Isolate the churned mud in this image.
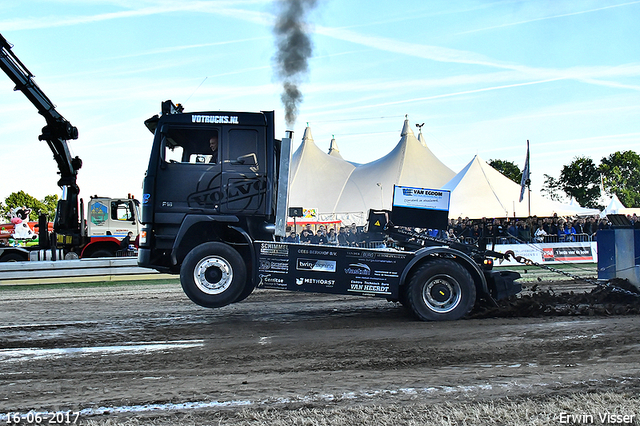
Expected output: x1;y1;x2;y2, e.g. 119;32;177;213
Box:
0;278;639;424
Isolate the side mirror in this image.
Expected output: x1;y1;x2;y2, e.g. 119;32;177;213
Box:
232;153;258;166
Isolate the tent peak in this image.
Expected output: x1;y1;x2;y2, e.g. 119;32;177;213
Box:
329;135;340;153
401;115;415;137
302;124;314;142
328;135;346;160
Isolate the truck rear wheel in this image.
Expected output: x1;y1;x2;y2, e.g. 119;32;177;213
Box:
0;252;28;262
180;242;247;308
90;249;115;258
406;258;476;321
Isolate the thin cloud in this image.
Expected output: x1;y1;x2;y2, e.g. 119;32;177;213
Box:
314;23;640;93
579;78;640;91
308;78;566;116
315;25;519;71
104;37;268;60
0;1;270;31
454;0;640;36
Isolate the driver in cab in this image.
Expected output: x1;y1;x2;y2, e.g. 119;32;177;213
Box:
209;135;218;163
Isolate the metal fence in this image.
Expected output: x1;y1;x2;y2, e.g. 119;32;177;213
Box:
461;233;594;245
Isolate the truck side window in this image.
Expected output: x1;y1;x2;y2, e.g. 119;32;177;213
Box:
111;201;134;221
164;143;184;163
162;127;220;164
228;129;259;168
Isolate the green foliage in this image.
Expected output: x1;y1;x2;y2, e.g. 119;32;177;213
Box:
488;159;522;184
541;150;640;209
41;194;59;220
3;191;58;221
599;150;640;208
541;174;564;202
559;156;602;209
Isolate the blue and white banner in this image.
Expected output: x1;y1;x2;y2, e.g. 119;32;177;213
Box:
392;186;450;212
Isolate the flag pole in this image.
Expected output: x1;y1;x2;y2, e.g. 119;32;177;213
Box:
527;140;531;217
528;175;531;217
519;140;531;216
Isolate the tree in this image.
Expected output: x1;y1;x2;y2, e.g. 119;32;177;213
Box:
488;159;522;184
541;156;602;208
541;174;564;202
599;150;640;208
3;191;58;221
559;156;602;209
42;194;59;220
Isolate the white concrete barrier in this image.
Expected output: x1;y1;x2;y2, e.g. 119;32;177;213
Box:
0;257;174;285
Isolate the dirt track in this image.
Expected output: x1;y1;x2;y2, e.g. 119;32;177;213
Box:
1;280;639;423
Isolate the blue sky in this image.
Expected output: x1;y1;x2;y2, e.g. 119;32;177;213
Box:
1;0;639;203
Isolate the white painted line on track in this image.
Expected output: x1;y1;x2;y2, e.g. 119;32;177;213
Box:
0;340;204;362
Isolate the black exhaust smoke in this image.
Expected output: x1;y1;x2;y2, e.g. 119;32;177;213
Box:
273;0;318;128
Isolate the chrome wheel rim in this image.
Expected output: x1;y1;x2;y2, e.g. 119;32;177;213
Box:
422;274;462;313
193;256;233;295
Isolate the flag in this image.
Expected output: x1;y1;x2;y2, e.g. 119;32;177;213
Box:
519;140;530;202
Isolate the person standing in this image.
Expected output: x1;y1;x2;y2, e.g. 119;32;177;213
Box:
337;227;348;246
327;228;337;245
300;225;314;243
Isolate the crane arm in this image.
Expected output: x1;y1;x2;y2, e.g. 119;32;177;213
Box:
0;33;82;242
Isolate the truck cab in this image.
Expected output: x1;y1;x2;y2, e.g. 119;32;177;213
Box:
87;197;140;238
138;102;281;274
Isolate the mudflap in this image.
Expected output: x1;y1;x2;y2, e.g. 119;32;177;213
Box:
484;270;522;300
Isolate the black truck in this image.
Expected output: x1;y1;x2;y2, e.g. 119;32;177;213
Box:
138;101;521;321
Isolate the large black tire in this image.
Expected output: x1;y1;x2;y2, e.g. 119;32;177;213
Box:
233;279;256;304
0;252;28;262
90;249;115;258
406;258;476;321
180;242;247;308
398;285;410;308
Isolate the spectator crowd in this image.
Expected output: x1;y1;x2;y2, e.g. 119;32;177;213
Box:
445;214;621;245
285;213;640;247
285;223;373;247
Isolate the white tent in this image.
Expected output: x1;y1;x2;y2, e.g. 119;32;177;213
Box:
288;126;356;214
333;118;455;214
600;194;626;217
442;155;600;219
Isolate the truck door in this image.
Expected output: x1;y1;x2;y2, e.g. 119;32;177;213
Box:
109;199;139;237
150;124;267;221
155;126;223;217
220;127;268;216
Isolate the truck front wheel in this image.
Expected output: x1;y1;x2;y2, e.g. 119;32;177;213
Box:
406;258;476;321
180;242;247;308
